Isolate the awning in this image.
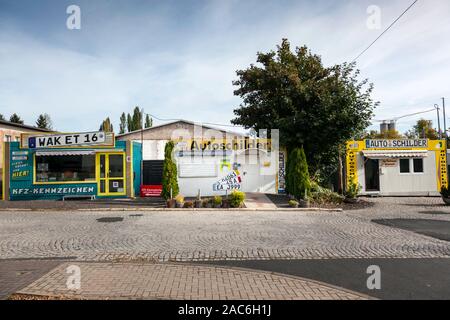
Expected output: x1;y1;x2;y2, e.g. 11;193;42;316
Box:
35;150;95;156
362;150;428;159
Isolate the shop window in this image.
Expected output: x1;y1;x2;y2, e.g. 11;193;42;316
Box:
413;158;424;173
399;159;410;173
35;155;96;182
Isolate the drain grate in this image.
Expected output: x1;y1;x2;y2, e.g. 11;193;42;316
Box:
96;217;124;223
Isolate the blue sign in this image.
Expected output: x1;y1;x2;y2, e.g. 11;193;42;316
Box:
28;137;36;148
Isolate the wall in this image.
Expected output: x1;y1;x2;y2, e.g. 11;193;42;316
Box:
379;154;438;196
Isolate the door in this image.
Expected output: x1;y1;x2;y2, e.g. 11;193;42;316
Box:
97;153;126;196
364;158;380;191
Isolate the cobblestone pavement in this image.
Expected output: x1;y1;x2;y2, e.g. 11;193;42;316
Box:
15;262;368;300
1;197;450;261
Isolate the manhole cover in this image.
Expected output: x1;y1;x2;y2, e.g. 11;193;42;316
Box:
96;217;124;223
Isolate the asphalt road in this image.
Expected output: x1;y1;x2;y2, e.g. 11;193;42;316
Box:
205;258;450;300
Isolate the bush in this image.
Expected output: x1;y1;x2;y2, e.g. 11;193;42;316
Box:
345;181;361;199
183;201;193;208
286;147;311;200
229;190;246;208
175;194;184;204
288;200;299;208
213;196;222;206
161;141;179;200
309;181;344;204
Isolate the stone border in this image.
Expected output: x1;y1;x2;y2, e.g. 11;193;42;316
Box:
0;207;343;212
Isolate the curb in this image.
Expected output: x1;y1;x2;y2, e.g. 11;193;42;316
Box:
0;207;343;212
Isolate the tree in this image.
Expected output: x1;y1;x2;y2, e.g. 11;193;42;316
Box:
0;114;4;121
119;112;127;134
161;141;179;199
131;106;143;131
231;39;377;179
286;147;310;200
145;114;153;128
99;117;114;132
9;113;24;124
36;113;53;130
405;119;438;139
127;113;133;132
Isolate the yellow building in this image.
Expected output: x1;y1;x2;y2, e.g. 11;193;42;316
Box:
346;139;447;196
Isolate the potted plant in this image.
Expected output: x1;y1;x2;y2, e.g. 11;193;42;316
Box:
202;198;213;208
175;194;184;208
183;201;194;208
166;198;176;208
213;196;222;208
344;181;361;203
440;186;450;205
194;190;202;208
298;189;310;208
288;199;299;208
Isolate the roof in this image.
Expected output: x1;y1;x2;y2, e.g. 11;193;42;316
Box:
0;119;51;132
116;120;247;138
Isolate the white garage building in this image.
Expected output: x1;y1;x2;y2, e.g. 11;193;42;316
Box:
117;120;286;197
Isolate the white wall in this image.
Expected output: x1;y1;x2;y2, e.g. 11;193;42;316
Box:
137;139;278;197
379;154;438;196
358;152;439;196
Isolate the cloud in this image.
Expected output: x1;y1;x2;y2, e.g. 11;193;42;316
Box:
0;0;449;134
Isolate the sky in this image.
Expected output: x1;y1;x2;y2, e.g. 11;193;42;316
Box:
0;0;449;134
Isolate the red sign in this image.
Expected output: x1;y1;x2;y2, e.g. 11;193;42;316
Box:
140;185;162;197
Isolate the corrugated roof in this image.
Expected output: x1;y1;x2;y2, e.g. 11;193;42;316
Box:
362;150;428;159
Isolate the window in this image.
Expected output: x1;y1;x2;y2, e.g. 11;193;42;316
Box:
35;155;96;182
400;159;410;173
413;158;424;173
4;135;11;142
15;136;20;142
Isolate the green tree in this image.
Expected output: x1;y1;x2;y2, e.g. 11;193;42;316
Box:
285;147;310;200
145;114;153;128
161;141;179;199
0;114;4;121
405;119;438;139
127;113;133;132
119;112;127;134
231;39;377;178
99;117;114;132
36;113;53;130
9;113;24;124
132;106;143;131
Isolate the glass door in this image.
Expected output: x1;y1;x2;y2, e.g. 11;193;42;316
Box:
97;153;126;196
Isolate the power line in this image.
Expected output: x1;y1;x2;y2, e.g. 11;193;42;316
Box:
353;0;419;62
145;112;245;128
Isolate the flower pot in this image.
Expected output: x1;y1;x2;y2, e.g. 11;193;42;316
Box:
194;200;202;208
222;200;230;208
166;199;176;208
442;196;450;205
175;202;184;208
298;199;310;208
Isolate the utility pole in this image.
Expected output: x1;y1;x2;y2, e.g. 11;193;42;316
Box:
435;104;441;139
443;98;447;139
